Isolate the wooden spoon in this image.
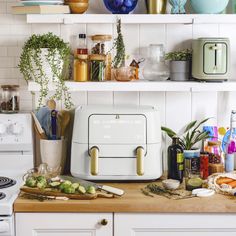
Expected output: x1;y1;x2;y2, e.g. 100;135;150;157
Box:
59;110;70;138
46;99;56;110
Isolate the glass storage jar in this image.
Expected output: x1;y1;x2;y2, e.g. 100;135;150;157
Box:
184;149;203;191
90;54;106;82
1;85;19;113
74;54;89;82
91;35;112;80
143;44;169;81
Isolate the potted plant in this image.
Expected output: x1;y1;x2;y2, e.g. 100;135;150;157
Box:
165;49;192;81
19;32;73;109
112;18;134;81
161;118;210;157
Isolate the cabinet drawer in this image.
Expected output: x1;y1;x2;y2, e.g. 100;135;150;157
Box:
115;213;236;236
16;213;112;236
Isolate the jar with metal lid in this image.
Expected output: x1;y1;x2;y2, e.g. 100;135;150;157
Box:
91;35;112;80
74;54;89;82
90;54;106;82
1;85;19;113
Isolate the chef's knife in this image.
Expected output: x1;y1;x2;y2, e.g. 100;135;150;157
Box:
59;175;124;196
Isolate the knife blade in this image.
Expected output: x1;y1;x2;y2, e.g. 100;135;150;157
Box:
59;175;124;196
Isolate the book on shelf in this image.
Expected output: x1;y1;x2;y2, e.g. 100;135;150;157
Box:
12;5;70;14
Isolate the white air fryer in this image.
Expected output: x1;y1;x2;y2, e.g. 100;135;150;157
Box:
71;105;162;181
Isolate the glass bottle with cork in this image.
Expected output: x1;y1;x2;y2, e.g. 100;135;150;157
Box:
167;136;184;183
74;34;89;82
76;34;88;55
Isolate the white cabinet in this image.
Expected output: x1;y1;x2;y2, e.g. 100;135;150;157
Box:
114;213;236;236
15;213;112;236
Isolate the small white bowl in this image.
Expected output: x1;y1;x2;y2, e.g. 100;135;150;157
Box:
162;179;180;190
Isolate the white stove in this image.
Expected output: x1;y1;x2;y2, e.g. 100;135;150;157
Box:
0;113;33;236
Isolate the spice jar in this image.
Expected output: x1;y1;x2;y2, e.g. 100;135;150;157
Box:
90;54;106;82
1;85;19;113
204;141;224;174
184;150;202;191
91;35;112;80
74;54;89;82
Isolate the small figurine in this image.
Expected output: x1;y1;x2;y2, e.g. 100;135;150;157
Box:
169;0;187;14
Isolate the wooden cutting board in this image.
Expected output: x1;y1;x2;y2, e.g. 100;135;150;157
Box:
20;187;114;200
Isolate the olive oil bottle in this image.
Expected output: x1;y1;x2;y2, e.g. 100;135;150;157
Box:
168;137;184;183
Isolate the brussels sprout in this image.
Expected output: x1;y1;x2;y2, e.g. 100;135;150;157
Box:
64;180;72;185
49;181;61;188
71;183;80;190
87;186;96;194
37;180;47;189
78;186;86;194
36;176;47;183
63;186;76;194
59;181;71;191
25;177;37;188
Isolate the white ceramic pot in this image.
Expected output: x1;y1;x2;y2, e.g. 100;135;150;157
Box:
40;139;67;174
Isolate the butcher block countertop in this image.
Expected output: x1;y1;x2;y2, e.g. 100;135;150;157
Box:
14;182;236;213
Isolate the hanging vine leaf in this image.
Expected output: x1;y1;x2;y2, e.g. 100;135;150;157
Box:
19;32;73;109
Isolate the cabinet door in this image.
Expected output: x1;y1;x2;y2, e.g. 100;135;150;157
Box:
115;213;236;236
16;213;112;236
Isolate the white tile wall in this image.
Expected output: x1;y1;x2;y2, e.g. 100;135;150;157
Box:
1;0;236;169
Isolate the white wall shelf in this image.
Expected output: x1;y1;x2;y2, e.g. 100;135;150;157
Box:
28;80;236;92
26;14;236;25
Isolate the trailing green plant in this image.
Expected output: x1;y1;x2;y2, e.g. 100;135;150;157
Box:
112;18;126;68
161;118;211;150
165;49;192;61
19;32;73;109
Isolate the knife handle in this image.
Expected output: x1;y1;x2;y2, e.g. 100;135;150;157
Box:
101;185;124;196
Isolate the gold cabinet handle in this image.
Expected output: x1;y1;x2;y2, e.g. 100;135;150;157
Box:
136;146;145;176
100;219;108;226
89;146;99;176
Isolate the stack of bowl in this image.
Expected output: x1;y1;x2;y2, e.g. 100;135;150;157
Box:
65;0;89;14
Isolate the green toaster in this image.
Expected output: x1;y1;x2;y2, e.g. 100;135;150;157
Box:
192;38;230;81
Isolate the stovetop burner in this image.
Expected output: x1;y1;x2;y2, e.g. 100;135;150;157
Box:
0;192;6;200
0;177;16;189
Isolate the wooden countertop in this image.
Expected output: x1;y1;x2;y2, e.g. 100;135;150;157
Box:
14;182;236;213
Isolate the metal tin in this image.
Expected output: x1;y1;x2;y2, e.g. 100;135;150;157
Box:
146;0;167;14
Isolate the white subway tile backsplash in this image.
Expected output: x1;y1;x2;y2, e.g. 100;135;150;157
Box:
0;57;14;67
7;46;22;57
113;92;139;105
0;0;235;170
166;24;193;51
87;92;113;105
0;47;7;56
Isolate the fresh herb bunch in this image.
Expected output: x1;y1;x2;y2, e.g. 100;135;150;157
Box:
161;118;211;150
165;49;192;61
19;32;73;109
112;18;126;68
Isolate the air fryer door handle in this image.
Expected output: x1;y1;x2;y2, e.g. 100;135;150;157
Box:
136;146;145;176
89;146;99;176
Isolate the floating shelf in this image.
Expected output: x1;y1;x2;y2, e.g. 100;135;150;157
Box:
26;14;236;25
28;80;236;92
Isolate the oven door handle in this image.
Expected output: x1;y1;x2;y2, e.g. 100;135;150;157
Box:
0;220;9;233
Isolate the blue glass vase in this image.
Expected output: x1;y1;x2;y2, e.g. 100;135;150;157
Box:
169;0;187;14
103;0;138;14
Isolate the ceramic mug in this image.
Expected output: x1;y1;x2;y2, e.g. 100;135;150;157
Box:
40;139;67;174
